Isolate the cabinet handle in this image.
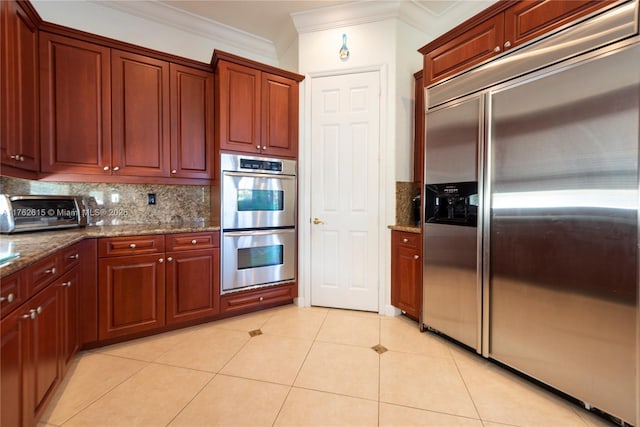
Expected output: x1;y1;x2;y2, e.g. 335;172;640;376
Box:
256;145;261;150
103;166;110;171
167;257;173;262
504;40;511;48
22;306;42;320
45;268;56;274
19;155;24;161
129;243;136;249
413;255;419;260
259;296;264;302
158;258;164;263
191;239;197;245
113;166;120;171
402;238;409;243
261;146;267;150
60;281;72;288
10;155;17;160
69;253;79;260
494;46;501;53
171;169;177;174
0;293;15;303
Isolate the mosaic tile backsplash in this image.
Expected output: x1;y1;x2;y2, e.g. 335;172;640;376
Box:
0;176;211;226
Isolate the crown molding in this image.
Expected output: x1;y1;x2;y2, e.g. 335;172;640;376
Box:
92;0;279;65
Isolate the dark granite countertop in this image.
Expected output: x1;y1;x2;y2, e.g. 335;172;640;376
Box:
387;224;421;234
0;222;220;279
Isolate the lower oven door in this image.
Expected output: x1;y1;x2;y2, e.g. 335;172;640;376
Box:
222;228;296;293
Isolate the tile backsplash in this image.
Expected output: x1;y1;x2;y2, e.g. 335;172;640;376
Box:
0;176;211;226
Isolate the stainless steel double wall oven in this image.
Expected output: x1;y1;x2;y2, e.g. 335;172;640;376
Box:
220;153;297;293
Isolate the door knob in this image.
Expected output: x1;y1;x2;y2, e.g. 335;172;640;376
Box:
313;218;324;225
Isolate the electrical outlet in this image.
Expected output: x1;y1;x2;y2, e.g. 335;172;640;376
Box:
148;193;156;205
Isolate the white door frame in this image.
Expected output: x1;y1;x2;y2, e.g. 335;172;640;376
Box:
297;64;390;315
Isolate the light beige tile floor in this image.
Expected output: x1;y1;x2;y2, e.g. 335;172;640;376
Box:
39;305;616;427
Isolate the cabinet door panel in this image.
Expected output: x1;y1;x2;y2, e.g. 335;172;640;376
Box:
99;254;165;340
59;268;79;370
261;73;298;158
425;15;504;85
166;248;219;324
504;0;615;49
217;61;261;154
40;33;111;174
170;64;213;179
390;231;422;319
28;285;62;422
1;311;25;427
112;50;170;177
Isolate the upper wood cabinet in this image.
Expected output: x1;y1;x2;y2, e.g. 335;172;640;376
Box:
169;64;214;179
213;50;303;159
419;0;614;86
111;50;170;177
1;0;39;175
39;32;212;182
39;32;112;174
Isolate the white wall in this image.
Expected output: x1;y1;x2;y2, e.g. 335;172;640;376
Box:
31;0;278;66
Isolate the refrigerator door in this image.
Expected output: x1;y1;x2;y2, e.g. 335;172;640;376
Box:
488;41;639;424
423;96;482;351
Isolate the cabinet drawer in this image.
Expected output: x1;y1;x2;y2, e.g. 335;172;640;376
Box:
392;231;421;249
165;231;219;251
60;243;81;271
27;252;62;296
220;283;295;314
0;270;27;318
98;235;165;257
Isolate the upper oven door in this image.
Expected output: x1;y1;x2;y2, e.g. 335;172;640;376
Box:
222;171;296;230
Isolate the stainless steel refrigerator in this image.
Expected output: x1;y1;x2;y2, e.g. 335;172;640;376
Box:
422;2;639;424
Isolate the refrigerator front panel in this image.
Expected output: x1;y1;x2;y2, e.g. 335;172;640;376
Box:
423;96;482;351
488;42;639;424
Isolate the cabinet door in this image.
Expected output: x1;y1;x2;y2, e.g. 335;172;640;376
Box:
0;0;39;173
1;310;26;427
261;72;298;158
217;60;261;154
170;64;213;179
504;0;615;50
99;254;166;340
0;0;11;167
166;248;219;325
25;284;62;425
58;268;79;371
40;32;112;174
112;50;170;177
390;231;422;319
424;14;504;85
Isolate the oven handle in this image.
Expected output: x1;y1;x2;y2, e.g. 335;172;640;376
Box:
223;171;295;180
223;229;295;237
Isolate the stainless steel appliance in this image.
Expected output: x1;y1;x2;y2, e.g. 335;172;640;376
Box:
220;153;297;293
0;195;87;233
422;2;639;424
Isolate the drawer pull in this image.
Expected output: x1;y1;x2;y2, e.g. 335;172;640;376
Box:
413;255;419;260
402;238;409;243
167;257;173;262
259;296;264;302
171;169;177;174
45;268;56;274
69;253;79;260
129;243;137;249
60;281;72;288
494;45;501;53
22;306;42;320
0;293;15;303
504;40;512;48
158;258;164;263
191;239;197;245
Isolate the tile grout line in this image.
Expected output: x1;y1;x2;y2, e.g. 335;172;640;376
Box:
449;347;486;426
270;307;331;426
163;372;218;427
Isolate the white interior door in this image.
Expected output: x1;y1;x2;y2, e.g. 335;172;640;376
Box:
310;71;380;312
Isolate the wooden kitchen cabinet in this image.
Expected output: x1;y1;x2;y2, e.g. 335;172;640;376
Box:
420;0;614;86
166;248;220;324
413;70;424;185
220;282;296;315
0;270;28;319
1;308;26;427
390;230;422;320
98;252;166;340
111;49;170;177
39;32;112;175
1;0;39;176
170;64;214;179
213;50;303;159
58;267;80;371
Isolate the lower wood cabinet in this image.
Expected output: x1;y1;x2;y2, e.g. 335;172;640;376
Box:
390;230;422;320
98;253;166;340
166;248;220;325
220;282;296;314
58;267;80;372
1;307;26;427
